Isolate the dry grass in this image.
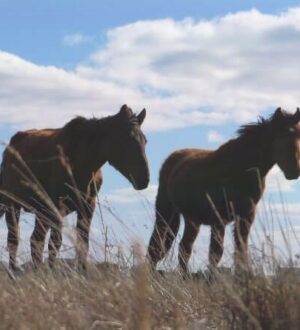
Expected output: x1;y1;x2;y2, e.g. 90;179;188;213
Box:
0;262;299;330
0;149;300;329
0;264;209;330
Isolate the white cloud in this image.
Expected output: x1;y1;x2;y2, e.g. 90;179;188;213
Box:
253;201;300;259
207;130;225;143
1;8;300;131
0;51;140;129
262;202;300;219
265;165;296;193
102;184;157;204
77;8;300;123
62;33;92;46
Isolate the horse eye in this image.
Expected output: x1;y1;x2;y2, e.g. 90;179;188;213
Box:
289;127;296;134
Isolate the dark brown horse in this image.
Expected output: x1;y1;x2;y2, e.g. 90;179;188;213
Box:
0;104;149;270
147;108;300;274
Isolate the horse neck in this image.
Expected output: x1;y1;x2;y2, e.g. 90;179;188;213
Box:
216;135;275;178
77;118;116;171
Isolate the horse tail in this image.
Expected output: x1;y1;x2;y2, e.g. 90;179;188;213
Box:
155;158;179;225
0;149;7;218
147;151;183;267
0;162;5;218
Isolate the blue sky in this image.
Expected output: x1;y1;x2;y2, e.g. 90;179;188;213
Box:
1;0;300;268
1;0;300;67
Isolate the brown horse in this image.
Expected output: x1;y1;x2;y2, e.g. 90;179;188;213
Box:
147;108;300;274
0;104;149;270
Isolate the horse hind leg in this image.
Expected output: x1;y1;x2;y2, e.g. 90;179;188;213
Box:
178;217;200;274
147;194;180;270
6;205;20;270
30;216;50;268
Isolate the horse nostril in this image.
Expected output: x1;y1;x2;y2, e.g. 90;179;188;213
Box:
285;170;300;180
137;176;149;190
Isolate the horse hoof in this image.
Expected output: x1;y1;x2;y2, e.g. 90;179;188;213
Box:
10;265;23;273
47;260;56;270
179;270;192;280
77;263;88;275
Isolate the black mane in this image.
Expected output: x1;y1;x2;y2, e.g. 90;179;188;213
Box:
237;109;295;140
63;112;139;133
237;116;267;139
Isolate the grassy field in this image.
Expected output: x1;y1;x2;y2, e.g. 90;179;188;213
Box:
0;175;299;329
0;260;299;330
0;200;299;330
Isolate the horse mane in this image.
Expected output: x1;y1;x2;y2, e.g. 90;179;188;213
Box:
217;110;295;157
237;109;294;140
236;116;268;140
63;116;109;131
63;112;139;133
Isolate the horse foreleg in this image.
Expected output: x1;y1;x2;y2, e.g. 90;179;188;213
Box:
234;215;254;273
76;217;92;271
30;217;50;267
76;199;95;271
6;205;20;270
178;218;200;274
48;221;63;268
208;223;225;272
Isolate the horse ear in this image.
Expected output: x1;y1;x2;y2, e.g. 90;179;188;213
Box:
119;104;133;118
137;109;146;125
294;107;300;123
274;107;283;118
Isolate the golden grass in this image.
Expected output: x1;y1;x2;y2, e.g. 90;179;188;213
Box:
0;148;300;329
0;262;299;330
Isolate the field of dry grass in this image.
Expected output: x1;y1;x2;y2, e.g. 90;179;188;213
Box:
0;200;299;330
0;260;299;330
0;160;299;329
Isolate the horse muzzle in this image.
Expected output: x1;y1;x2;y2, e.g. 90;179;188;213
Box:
130;175;150;190
284;171;300;180
134;178;150;190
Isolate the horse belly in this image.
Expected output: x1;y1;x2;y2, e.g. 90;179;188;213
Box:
2;157;71;212
170;187;231;225
169;177;258;225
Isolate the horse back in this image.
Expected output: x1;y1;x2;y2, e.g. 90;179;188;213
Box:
0;128;61;201
160;148;214;187
0;127;101;212
8;128;61;159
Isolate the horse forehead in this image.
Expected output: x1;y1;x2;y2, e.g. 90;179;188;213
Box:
133;126;146;140
127;123;141;135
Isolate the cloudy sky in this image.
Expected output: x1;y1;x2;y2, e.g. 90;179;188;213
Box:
1;0;300;269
